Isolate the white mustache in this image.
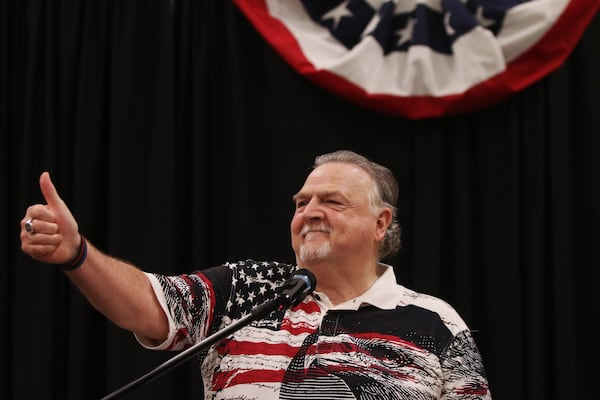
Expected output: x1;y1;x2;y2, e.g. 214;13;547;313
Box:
300;224;331;237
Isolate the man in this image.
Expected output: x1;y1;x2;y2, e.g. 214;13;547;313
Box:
20;150;491;399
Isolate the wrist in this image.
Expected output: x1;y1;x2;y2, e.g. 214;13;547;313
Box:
61;234;88;272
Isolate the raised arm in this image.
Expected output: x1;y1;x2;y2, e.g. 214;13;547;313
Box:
20;172;168;341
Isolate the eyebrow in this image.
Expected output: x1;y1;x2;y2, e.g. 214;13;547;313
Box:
292;192;307;203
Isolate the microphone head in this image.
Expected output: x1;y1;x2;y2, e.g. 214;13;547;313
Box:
292;268;317;291
276;268;317;308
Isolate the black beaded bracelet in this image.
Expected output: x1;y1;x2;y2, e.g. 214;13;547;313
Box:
61;234;88;272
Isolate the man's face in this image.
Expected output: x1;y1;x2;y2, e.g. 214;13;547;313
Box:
290;162;386;266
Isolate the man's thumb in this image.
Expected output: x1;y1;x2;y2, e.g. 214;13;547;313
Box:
39;171;64;210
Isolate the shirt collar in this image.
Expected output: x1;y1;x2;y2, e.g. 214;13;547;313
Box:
313;263;402;311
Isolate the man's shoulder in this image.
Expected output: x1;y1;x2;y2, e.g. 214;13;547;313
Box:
396;284;469;334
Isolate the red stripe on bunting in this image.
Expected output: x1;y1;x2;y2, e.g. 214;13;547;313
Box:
447;0;600;117
234;0;599;119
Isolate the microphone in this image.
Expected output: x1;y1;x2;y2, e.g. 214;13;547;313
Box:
275;268;317;308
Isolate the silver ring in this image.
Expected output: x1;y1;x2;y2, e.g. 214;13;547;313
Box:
25;218;34;234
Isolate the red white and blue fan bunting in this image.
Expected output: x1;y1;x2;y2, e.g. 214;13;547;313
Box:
234;0;599;119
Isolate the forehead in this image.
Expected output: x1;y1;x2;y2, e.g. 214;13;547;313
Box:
295;162;373;197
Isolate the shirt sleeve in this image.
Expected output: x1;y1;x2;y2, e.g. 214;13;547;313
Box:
135;269;225;351
440;330;492;399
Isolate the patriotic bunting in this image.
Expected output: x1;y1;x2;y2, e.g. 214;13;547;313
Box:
234;0;599;119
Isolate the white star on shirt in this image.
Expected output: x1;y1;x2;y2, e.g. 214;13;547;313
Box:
236;293;245;306
247;291;256;303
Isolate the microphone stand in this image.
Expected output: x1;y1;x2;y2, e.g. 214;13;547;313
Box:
101;296;289;400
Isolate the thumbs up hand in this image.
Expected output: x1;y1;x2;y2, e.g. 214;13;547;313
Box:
20;172;82;265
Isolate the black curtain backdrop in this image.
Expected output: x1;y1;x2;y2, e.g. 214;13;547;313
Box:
2;1;599;399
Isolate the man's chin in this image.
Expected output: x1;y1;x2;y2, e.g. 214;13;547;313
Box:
299;245;331;265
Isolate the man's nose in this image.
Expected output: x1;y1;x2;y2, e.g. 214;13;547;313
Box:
303;198;324;218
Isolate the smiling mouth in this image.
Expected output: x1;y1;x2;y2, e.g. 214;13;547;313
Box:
300;223;331;238
302;229;330;239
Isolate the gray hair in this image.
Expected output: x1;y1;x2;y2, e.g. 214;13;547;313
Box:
313;150;402;259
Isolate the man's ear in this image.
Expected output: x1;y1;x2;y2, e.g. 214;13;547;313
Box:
375;208;393;242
